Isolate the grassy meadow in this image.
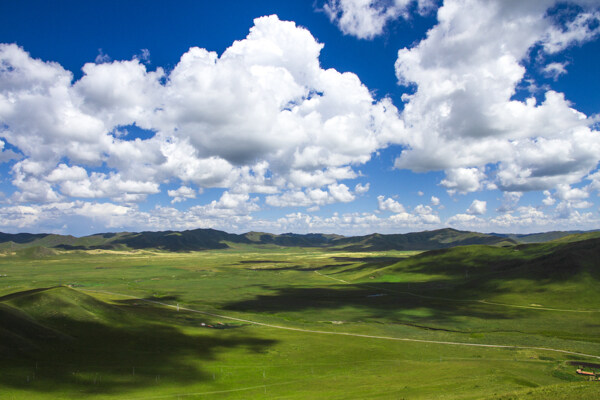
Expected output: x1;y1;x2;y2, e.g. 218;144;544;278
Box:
1;240;599;399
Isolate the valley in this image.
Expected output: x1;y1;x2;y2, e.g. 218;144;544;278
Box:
1;231;599;399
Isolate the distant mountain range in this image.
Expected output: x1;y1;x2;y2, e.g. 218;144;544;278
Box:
0;228;598;253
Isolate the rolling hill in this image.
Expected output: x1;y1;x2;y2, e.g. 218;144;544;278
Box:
330;228;516;251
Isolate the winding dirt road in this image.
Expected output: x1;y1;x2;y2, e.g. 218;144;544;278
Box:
80;288;600;360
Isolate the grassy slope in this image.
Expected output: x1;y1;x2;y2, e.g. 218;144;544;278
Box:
0;239;599;399
551;231;600;243
492;231;588;243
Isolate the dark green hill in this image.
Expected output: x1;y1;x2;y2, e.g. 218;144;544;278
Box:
110;229;247;251
0;286;119;358
376;237;600;297
0;233;78;250
0;300;68;356
243;231;343;247
54;229;249;252
0;285;274;392
331;228;516;251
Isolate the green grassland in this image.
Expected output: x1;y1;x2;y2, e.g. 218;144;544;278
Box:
1;238;599;399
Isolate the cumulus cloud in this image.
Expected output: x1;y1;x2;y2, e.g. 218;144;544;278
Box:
0;15;403;209
266;183;356;208
542;190;556;206
2;6;600;235
413;204;440;223
393;0;600;193
466;199;487;215
440;167;486;195
446;213;485;228
190;191;259;217
377;195;405;213
167;186;197;204
59;173;160;203
376;195;440;224
551;183;593;212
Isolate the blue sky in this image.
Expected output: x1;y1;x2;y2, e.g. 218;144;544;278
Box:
1;0;600;236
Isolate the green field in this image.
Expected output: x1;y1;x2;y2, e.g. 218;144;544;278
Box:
1;239;600;399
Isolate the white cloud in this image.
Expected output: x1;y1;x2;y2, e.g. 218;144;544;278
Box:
46;164;88;182
543;62;568;80
94;49;111;64
190;191;259;217
0;205;43;228
440;167;486;195
542;8;600;54
287;167;356;188
0;15;404;206
75;59;165;128
56;172;159;203
496;191;522;213
589;170;600;193
354;182;370;194
466;199;487;215
377;195;405;213
376;196;440;224
266;189;328;208
2;7;600;235
446;213;485;228
542;190;556;206
328;183;355;202
554;183;589;201
134;48;151;63
0;140;20;163
414;204;432;215
0;196;597;235
323;0;435;39
490;206;550;229
11;179;62;203
414;204;440;223
167;186;197;204
393;0;600;193
266;183;355;208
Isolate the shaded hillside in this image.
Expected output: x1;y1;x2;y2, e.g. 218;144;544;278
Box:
243;231;343;247
331;228;516;251
53;229;248;252
0;286;274;393
384;238;600;281
0;233;78;250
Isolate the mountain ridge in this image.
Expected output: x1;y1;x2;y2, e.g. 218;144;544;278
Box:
2;227;595;252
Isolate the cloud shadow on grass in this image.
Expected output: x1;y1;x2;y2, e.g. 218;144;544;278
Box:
0;287;276;395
